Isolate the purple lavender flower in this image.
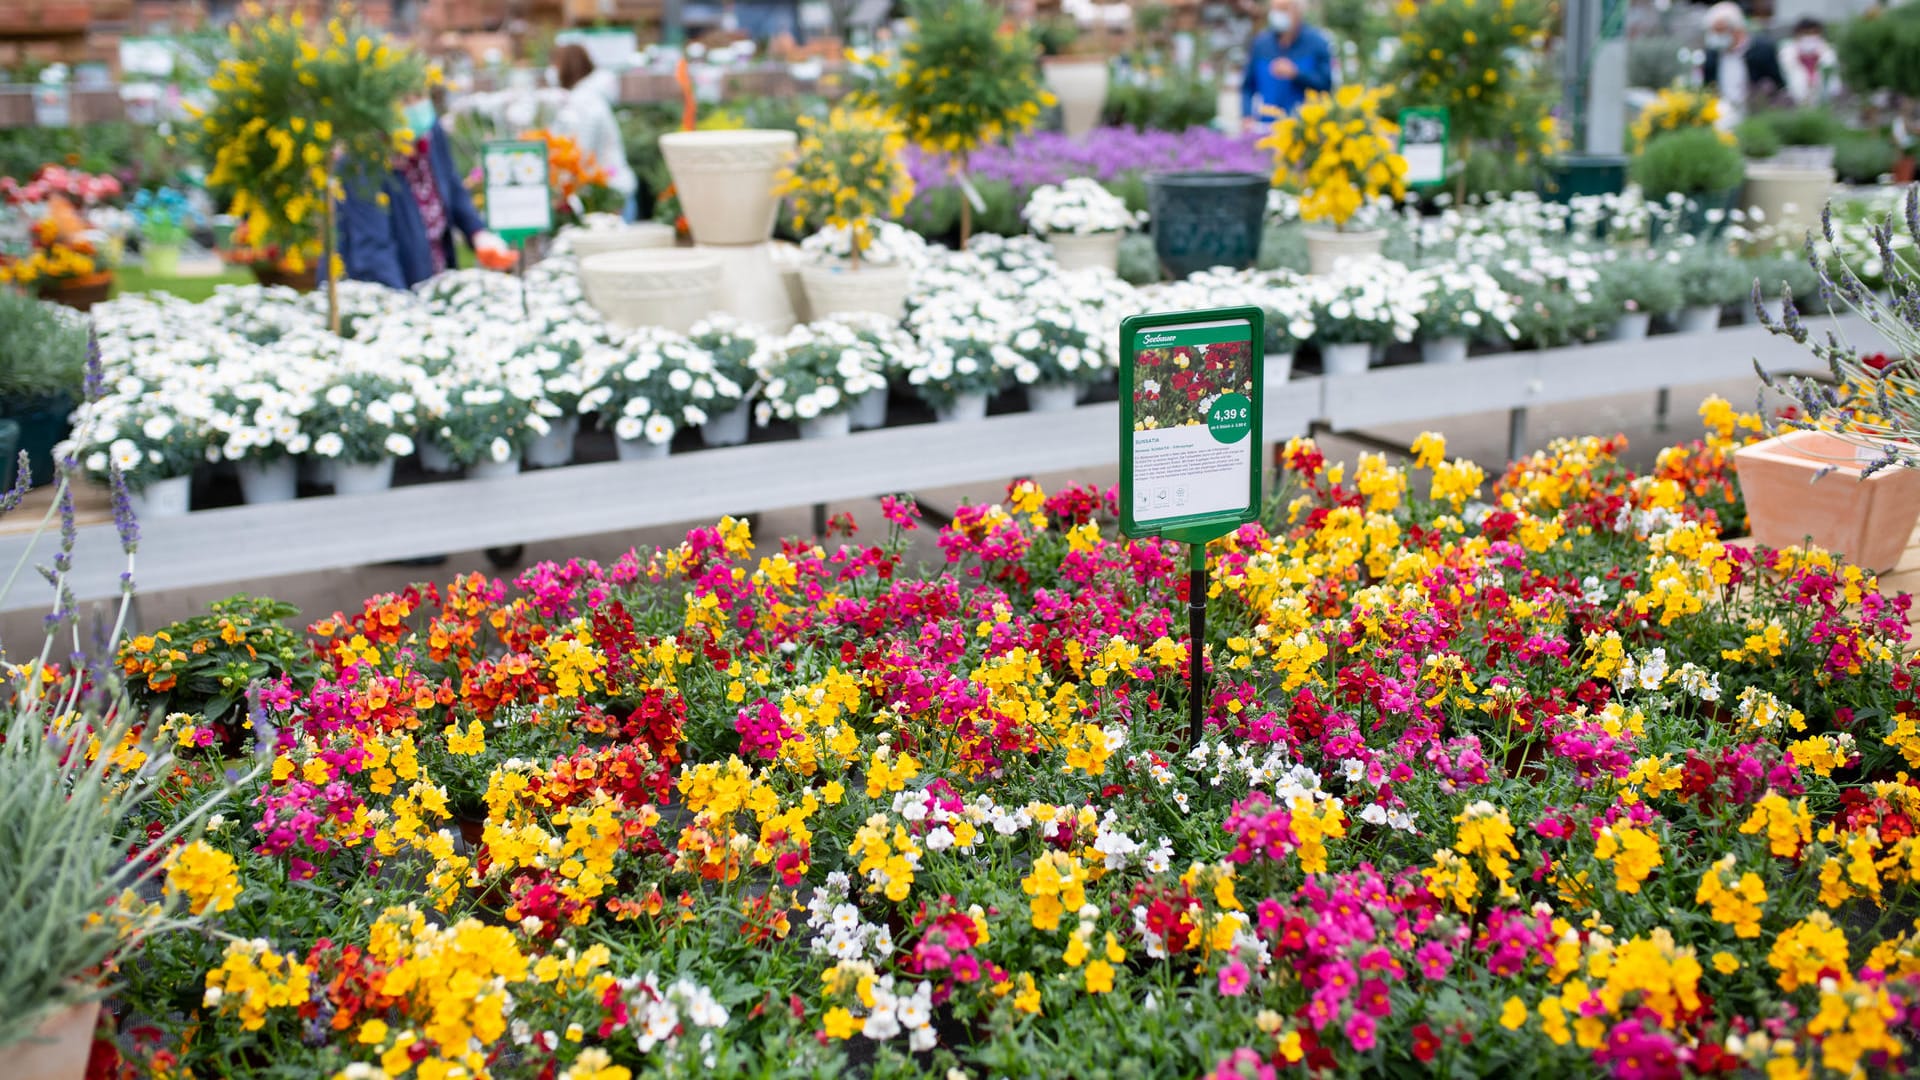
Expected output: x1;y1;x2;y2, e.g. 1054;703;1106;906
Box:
108;464;140;555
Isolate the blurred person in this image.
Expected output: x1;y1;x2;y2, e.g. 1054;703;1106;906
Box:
1779;17;1839;106
1699;2;1782;124
1239;0;1332;129
337;90;506;289
550;43;639;220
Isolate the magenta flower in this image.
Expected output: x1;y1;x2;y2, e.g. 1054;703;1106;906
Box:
1217;960;1252;997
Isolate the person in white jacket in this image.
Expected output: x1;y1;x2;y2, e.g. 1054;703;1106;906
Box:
550;44;639;219
1778;18;1840;107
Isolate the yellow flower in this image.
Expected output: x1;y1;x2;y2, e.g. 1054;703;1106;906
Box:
165;839;242;916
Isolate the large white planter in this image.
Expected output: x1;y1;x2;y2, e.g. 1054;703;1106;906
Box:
616;436;673;461
131;475;191;519
334;458;395;495
799;412;852;440
418;439;457;474
236;458;297;504
1027;382;1081;413
658;129;797;245
935;392;989;423
798;263;915;323
565;222;676;258
850;387;889;431
525;416;579;468
1610;312;1653;341
1320;342;1373;376
1743;161;1835;251
1043;57;1110;139
1304;227;1387;276
579;248;725;332
1676;305;1722;334
468;457;521;481
1420;336;1469;366
772;241;812;324
701;401;753;447
1045;231;1123;274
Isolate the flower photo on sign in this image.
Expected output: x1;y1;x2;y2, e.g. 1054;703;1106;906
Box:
1132;339;1253;432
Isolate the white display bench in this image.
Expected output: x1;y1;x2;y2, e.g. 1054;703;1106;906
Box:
0;313;1879;615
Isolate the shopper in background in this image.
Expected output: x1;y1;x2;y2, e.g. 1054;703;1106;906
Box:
1239;0;1332;130
1699;2;1783;124
1778;17;1840;106
337;92;505;289
550;44;640;221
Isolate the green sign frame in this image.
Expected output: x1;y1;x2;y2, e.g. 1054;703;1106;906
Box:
1118;306;1265;545
1398;106;1450;189
480;139;553;245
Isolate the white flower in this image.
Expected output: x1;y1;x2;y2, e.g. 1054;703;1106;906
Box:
489;437;511;463
644;414;675;444
313;433;345;458
325;385;353;407
615;415;644;441
142;415;175;440
383;432;415;457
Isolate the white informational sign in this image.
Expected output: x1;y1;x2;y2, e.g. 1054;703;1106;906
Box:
481;140;553;242
1120;314;1261;539
33;85;71;128
1398;108;1449;188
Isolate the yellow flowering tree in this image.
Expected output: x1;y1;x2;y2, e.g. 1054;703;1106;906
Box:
849;0;1052;247
1259;85;1409;231
775;107;916;268
180;4;429;329
1385;0;1561;197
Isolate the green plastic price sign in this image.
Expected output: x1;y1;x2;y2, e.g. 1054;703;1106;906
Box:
480;139;552;245
1398;107;1449;189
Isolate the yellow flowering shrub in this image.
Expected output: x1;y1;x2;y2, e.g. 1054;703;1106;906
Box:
1259;85;1409;230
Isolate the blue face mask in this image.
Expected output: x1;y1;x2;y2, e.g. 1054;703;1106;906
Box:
1269;10;1293;33
403;101;435;136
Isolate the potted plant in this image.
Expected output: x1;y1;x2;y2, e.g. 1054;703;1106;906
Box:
850;0;1053;248
1740;108;1839;254
904;287;1019;422
1631;127;1747;239
302;370;423;495
1596;251;1684;341
1671;244;1751;334
1;215;112;312
1004;296;1110;413
780;106;922;321
1406;261;1518;365
0;288;87;489
688;314;770;447
67;397;206;519
420;368;547;482
1036;14;1108;140
1308;258;1420;375
1022;177;1141;274
759;320;891;439
1259;85;1409;275
131;187;195;278
579;328;727;461
817;310;917;430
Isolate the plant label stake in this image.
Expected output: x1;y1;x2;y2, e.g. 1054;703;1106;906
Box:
1398;107;1450;190
481;140;551;320
1118;306;1265;745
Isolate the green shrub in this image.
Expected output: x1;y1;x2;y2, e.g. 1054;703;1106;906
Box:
1834;131;1899;184
1839;4;1920;99
1735;117;1783;160
119;594;322;729
1631;127;1746;199
1761;106;1843;147
0;289;88;403
1628;37;1693;90
1100;72;1219;132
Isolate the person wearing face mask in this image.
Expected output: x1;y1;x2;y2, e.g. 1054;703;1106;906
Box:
1698;2;1783;125
335;92;507;289
1778;18;1838;107
1239;0;1332;129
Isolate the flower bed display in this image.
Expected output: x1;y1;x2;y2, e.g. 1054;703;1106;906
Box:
41;411;1920;1078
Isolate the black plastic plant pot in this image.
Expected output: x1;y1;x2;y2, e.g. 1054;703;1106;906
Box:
2;393;75;489
1541;153;1630;204
0;419;18;492
1147;171;1271;280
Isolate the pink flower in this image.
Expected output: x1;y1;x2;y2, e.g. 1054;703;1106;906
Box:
1217;960;1251;997
1345;1012;1378;1052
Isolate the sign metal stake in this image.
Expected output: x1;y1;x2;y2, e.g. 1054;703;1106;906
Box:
1188;541;1207;745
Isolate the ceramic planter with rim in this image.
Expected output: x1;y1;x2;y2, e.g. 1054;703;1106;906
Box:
1742;160;1834;252
130;474;191;519
935;393;989;423
578;248;725;333
798;263;914;323
1045;231;1122;274
467;458;522;481
615;436;673;461
1027;382;1080;413
701;401;754;448
850;388;889;431
1734;430;1920;573
564;222;676;259
1146;171;1269;280
1675;305;1722;334
236;458;298;504
1320;342;1373;376
525;416;579;468
7;998;100;1080
1610;312;1653;341
799;412;852;440
1042;56;1109;139
1304;227;1387;276
1420;337;1469;366
657;129;797;246
334;458;395;496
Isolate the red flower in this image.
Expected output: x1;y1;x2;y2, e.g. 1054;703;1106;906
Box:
1411;1023;1440;1063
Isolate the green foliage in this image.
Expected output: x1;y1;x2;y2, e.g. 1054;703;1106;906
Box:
1100;71;1218;131
0;122;194;192
1734;117;1783;160
1677;246;1755;307
1838;3;1920;99
1628;36;1693;90
0;289;88;402
1758;106;1844;147
1385;0;1560;192
121;595;323;727
1321;0;1394;82
1598;252;1684;314
1631;128;1746;199
1834;131;1899;184
849;0;1051;164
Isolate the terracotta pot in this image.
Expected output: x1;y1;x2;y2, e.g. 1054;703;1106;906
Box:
39;273;112;312
1304;227;1386;276
1734;430;1920;572
798;262;914;322
1043;56;1110;139
578;249;724;332
5;998;100;1080
1045;231;1122;273
251;264;319;292
657;130;796;246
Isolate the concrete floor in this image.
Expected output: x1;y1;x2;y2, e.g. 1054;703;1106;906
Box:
1;375;1761;642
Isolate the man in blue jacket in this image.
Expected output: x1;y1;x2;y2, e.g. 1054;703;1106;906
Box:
1240;0;1333;129
337;94;506;289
